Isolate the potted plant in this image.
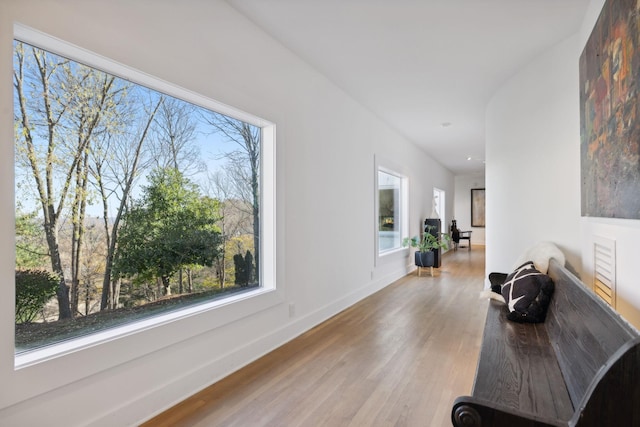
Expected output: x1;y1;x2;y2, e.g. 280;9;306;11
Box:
403;225;451;268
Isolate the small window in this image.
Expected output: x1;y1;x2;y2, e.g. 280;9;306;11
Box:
12;26;275;361
376;167;407;257
433;187;446;234
378;171;402;252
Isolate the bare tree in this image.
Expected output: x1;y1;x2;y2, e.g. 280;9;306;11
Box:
91;95;164;310
150;97;205;176
78;222;105;316
61;63;129;316
14;42;121;319
203;113;260;282
204;170;253;287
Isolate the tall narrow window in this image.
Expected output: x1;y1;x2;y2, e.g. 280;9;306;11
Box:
378;171;401;252
433;188;446;233
13;26;275;360
377;169;407;255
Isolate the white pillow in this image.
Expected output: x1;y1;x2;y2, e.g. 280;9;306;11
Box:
512;241;565;274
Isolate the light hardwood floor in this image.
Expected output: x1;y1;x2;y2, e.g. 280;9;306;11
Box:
142;248;488;427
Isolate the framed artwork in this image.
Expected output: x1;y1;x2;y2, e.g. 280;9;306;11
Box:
580;0;640;219
471;188;485;227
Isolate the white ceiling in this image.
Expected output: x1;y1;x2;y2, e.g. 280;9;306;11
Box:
226;0;590;175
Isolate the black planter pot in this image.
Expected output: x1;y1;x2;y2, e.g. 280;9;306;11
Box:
415;251;435;267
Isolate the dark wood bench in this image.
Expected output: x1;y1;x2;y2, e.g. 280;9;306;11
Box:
451;258;640;427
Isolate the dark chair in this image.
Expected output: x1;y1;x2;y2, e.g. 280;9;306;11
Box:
450;220;472;251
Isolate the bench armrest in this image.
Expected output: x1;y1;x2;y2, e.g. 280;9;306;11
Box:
452;396;566;427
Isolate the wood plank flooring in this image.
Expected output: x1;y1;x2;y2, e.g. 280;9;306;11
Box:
142;248;488;427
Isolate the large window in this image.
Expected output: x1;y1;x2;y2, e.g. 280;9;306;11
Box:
376;167;407;256
12;26;275;361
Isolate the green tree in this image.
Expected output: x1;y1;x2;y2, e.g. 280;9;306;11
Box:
244;250;254;284
233;253;246;286
114;168;222;296
15;270;59;324
233;250;254;286
15;211;48;269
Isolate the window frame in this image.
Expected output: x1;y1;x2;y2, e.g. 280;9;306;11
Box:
374;156;408;265
2;23;280;407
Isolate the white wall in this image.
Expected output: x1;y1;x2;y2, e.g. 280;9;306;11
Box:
454;174;486;245
486;33;582;278
0;1;453;425
486;0;640;329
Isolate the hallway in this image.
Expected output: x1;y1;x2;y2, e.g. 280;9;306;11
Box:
143;248;488;427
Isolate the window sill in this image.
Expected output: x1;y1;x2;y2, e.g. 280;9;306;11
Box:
4;286;283;408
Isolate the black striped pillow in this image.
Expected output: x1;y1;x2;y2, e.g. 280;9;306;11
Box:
501;261;555;323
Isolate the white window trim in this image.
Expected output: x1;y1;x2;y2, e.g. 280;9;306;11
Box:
374;156;409;266
2;23;280;407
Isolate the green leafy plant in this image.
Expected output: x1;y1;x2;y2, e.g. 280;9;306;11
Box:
15;269;59;324
113;168;222;296
402;225;450;253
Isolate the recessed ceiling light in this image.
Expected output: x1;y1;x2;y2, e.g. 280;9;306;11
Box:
467;156;485;164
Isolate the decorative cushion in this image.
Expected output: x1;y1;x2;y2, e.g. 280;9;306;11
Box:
501;261;555;323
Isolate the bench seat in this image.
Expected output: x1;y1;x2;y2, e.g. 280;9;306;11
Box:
452;258;640;427
472;300;573;421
